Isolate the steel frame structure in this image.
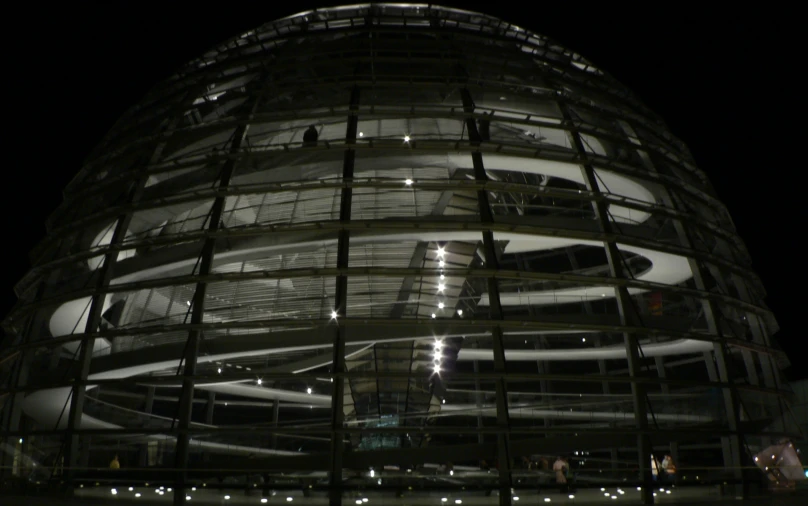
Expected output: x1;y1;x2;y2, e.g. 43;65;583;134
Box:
0;4;800;506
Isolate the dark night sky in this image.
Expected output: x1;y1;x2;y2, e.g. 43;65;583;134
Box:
3;2;802;378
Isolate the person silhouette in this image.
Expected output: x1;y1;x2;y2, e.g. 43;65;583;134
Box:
303;125;319;147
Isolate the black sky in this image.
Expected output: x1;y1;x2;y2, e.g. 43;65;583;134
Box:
3;2;803;378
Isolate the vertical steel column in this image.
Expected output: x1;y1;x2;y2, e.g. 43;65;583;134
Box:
621;118;746;497
558;102;652;504
139;387;156;468
460;88;512;506
329;85;359;506
271;400;280;450
173;122;250;506
64;177;146;481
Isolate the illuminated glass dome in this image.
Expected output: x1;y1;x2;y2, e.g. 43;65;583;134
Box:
1;4;801;504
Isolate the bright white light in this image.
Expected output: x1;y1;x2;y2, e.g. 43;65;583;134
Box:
359;132;364;137
601;488;605;491
356;501;362;505
370;470;375;477
604;493;610;496
455;500;461;504
431;313;436;319
544;499;551;503
568;496;575;499
192;487;196;491
135;493;141;498
439;260;445;267
513;497;519;501
457;309;463;315
168;488;172;492
129;487;134;491
610;497;616;500
307;387;312;394
438;302;445;309
659;488;664;492
111;489;118;495
754;456;759;461
186;496;192;501
437;247;445;256
18;438;23;443
636;487;641;491
438;284;445;292
257;379;262;385
449;470;454;476
377;479;382;485
405;179;413;186
331;310;338;319
217;368;222;373
187;301;191;306
601;293;606;297
287;498;293;502
665;490;671;494
442;399;446;404
653;493;657;497
441;499;448;503
440;274;445;280
404;135;411;142
262;499;268;503
582;337;586;342
362;499;368;503
225;496;231;500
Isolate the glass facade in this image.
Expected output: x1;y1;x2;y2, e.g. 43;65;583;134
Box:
0;4;801;505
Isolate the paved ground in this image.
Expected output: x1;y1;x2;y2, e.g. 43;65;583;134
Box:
2;485;807;506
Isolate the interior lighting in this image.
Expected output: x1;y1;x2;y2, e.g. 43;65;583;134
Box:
437;247;445;256
441;499;448;503
601;488;605;491
370;469;375;478
168;488;173;492
186;496;192;501
405;179;413;185
257;379;262;385
111;489;118;495
262;499;268;503
457;309;463;315
665;490;671;494
568;496;575;499
442;399;446;404
307;387;312;394
287;498;293;502
18;438;23;443
217;368;222;374
404;135;411;142
438;302;445;309
439;260;445;267
582;337;586;342
359;132;364;137
454;500;461;504
356;501;362;505
431;313;436;319
362;499;368;503
225;496;231;500
449;470;454;476
636;487;641;491
331;310;338;319
438;284;445;292
192;487;196;491
440;274;445;280
544;499;551;503
135;493;141;498
513;497;519;501
186;301;191;306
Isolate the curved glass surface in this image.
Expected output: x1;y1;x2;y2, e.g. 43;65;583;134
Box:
1;4;800;505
